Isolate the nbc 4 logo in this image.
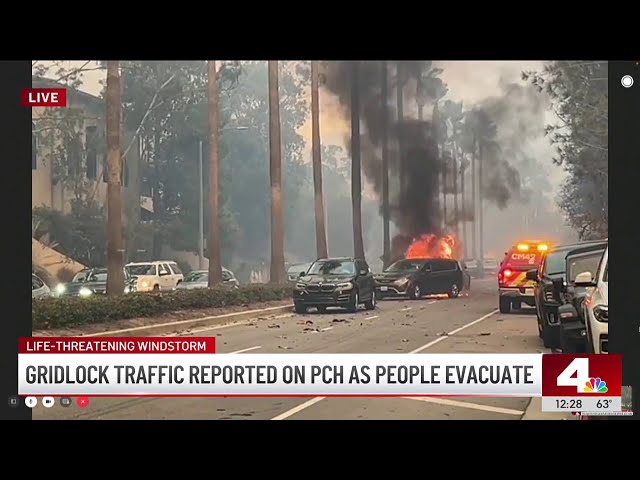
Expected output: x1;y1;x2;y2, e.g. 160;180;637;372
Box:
556;358;608;393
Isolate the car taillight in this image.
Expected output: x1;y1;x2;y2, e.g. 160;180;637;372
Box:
498;268;513;283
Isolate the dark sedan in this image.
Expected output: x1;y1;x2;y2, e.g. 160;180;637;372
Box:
54;268;133;297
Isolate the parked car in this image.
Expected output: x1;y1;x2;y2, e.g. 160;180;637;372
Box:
526;239;607;349
32;273;51;299
287;262;311;282
54;267;134;297
578;243;608;354
125;261;184;292
375;258;464;300
553;244;607;352
293;257;376;313
176;269;239;290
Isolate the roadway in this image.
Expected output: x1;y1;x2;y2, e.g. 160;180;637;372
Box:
33;278;550;420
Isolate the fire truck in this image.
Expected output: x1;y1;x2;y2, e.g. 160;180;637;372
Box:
498;241;549;314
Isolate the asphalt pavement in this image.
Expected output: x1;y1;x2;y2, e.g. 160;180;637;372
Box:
33;279;563;420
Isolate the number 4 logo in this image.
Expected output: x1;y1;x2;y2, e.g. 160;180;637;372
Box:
557;358;608;393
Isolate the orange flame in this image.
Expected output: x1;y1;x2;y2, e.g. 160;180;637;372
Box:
405;234;459;260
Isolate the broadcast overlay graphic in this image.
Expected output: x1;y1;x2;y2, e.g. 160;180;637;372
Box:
17;337;625;414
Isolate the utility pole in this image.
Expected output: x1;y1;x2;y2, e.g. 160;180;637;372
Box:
471;133;477;263
207;60;223;285
478;138;484;278
396;62;404;191
106;61;124;296
198;140;204;269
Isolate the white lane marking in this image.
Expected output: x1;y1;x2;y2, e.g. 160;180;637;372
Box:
320;327;334;332
271;309;499;420
366;315;379;320
271;397;326;420
403;397;524;416
229;346;262;354
400;307;412;312
408;309;499;354
427;301;437;305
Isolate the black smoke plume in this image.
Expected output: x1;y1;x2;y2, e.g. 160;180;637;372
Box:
323;61;443;259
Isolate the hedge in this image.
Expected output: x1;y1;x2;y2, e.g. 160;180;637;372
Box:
32;284;293;330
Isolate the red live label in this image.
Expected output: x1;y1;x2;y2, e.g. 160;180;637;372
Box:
542;354;622;397
21;88;66;107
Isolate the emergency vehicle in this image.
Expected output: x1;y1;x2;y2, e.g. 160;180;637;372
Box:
498;241;549;313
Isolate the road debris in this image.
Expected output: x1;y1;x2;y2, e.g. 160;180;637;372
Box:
278;345;292;350
401;323;411;326
305;320;314;325
268;323;280;329
479;332;491;336
331;318;349;323
437;332;449;337
277;335;288;339
401;338;409;342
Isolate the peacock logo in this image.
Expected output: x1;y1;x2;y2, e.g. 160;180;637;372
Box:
583;377;608;393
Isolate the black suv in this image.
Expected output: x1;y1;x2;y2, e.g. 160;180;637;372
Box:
526;240;607;349
374;258;464;300
293;257;376;313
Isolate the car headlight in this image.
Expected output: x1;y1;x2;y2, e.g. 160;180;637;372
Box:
79;287;93;297
55;284;66;295
394;277;409;286
295;282;306;290
336;282;353;290
593;304;608;322
140;281;149;288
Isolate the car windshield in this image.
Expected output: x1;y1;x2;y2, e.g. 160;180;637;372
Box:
385;260;426;272
288;263;310;275
86;270;108;282
72;271;88;282
307;260;355;275
543;251;568;275
567;251;605;283
126;264;156;276
185;272;208;283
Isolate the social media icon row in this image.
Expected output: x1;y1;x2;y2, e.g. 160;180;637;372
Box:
23;397;89;408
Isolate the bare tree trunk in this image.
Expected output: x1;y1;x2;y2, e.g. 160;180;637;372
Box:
478;138;484;278
351;61;365;260
442;141;447;232
268;61;286;282
106;61;124;296
207;60;223;286
396;62;404;192
471;135;477;261
461;162;467;259
311;61;328;259
381;61;390;268
452;133;459;238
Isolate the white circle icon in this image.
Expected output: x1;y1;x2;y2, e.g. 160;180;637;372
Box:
25;397;37;408
42;397;55;408
621;75;634;88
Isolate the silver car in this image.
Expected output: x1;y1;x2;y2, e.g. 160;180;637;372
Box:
176;269;239;290
32;273;51;299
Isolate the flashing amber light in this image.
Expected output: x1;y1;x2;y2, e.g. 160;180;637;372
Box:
537;244;548;252
516;244;529;252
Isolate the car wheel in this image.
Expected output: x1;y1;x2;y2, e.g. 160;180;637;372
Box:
560;328;578;353
347;291;359;313
294;303;307;314
512;300;522;310
153;284;160;292
447;283;460;298
585;319;595;353
317;306;327;313
364;291;376;310
408;284;421;300
499;297;511;314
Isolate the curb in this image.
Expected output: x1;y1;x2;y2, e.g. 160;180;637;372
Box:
77;304;294;338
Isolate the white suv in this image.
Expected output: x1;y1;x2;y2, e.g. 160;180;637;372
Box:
576;245;608;354
125;261;184;292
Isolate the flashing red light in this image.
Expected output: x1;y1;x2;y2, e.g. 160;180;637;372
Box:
503;269;513;277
